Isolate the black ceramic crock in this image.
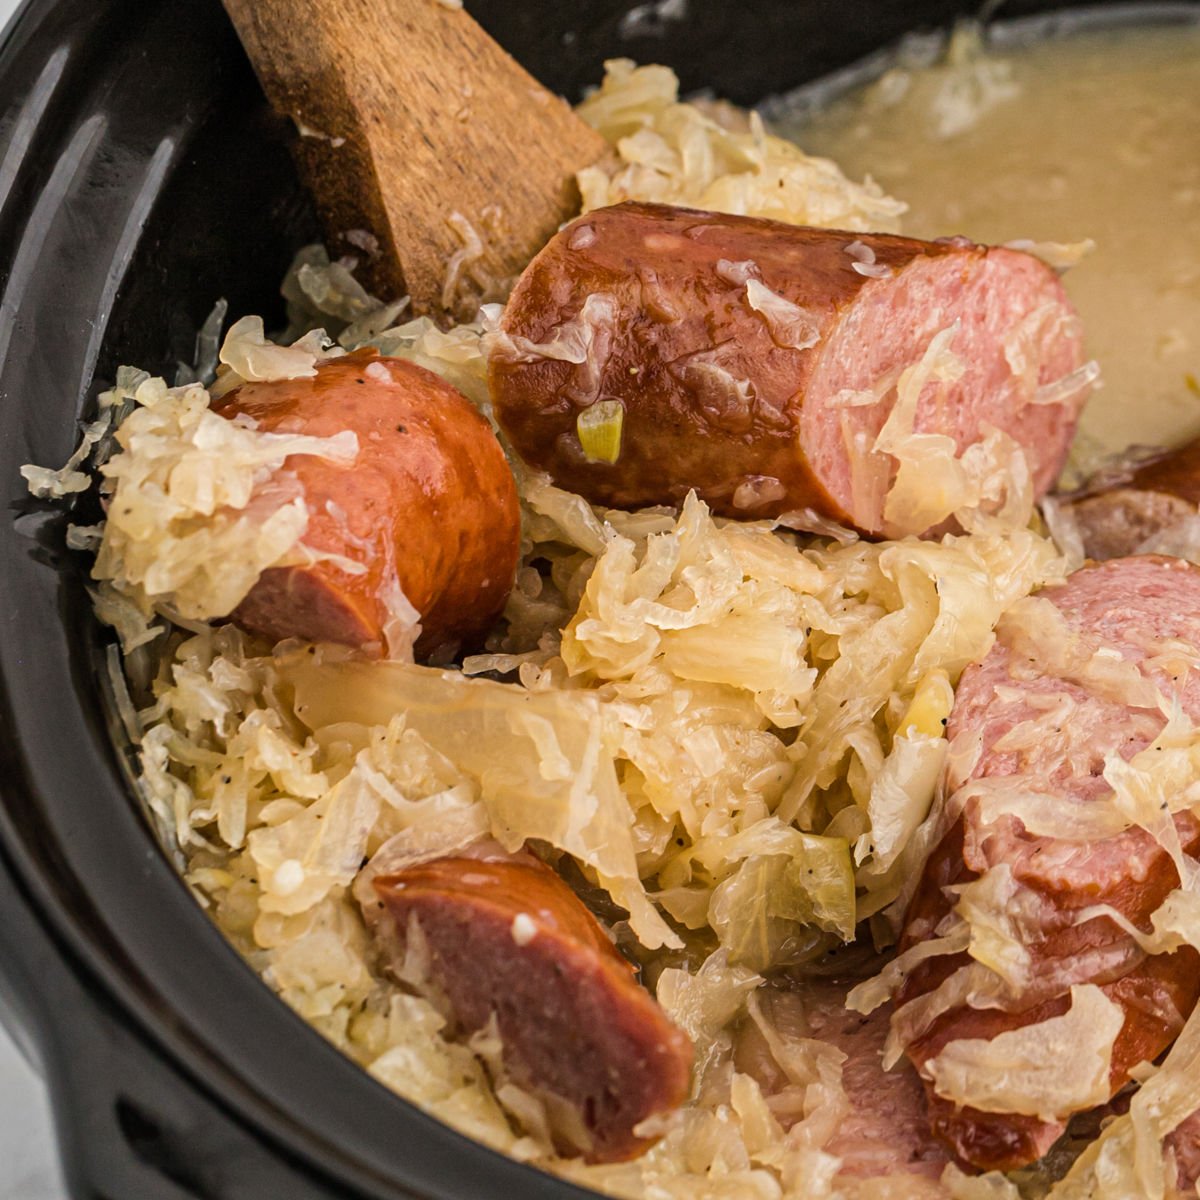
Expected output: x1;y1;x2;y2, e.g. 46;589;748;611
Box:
1;1;1197;1196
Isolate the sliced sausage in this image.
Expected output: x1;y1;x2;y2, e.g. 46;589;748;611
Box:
735;979;951;1183
489;201;1089;538
1065;438;1200;561
370;854;693;1163
213;349;520;659
894;556;1200;1171
808;985;951;1183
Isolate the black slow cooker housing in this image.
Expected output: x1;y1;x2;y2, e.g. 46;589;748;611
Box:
1;1;1196;1196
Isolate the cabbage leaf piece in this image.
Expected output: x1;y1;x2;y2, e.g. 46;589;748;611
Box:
284;656;679;949
707;829;856;971
927;983;1123;1122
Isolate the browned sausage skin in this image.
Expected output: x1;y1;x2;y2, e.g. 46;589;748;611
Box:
489;201;1089;537
213;349;520;660
901;825;1200;1170
893;557;1200;1172
370;853;693;1163
1066;438;1200;561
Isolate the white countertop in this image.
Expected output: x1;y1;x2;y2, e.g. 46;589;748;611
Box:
2;5;70;1196
0;1031;65;1199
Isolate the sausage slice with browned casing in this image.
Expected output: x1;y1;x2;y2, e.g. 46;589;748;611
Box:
490;201;1090;537
894;556;1200;1171
1065;437;1200;561
214;349;520;660
370;854;693;1163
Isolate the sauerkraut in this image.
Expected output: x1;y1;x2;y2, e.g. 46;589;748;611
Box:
926;985;1124;1121
22;40;1195;1200
575;59;906;231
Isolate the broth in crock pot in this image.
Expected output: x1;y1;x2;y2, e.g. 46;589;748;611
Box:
778;21;1200;469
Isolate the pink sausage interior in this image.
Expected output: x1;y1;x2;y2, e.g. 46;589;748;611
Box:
802;248;1084;534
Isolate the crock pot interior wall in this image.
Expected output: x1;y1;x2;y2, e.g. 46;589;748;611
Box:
0;1;1192;1198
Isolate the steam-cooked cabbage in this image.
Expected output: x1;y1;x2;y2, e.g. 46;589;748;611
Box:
926;985;1123;1121
575;59;906;232
283;655;676;948
90;367;359;635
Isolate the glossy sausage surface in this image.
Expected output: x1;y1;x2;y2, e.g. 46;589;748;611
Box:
214;349;520;659
372;854;693;1163
895;556;1200;1171
490;201;1088;537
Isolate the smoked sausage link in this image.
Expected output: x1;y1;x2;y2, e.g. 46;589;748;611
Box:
373;855;693;1163
1067;437;1200;561
489;201;1088;537
214;349;520;659
895;556;1200;1171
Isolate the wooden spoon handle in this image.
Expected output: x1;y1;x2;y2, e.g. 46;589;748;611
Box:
223;0;608;322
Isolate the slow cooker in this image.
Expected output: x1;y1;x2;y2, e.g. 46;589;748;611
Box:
1;1;1197;1195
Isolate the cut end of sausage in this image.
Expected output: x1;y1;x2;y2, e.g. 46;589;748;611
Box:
233;563;381;650
1063;437;1200;562
801;247;1086;536
1167;1106;1200;1194
1070;487;1196;561
490;202;1088;539
895;556;1200;1171
372;856;693;1163
734;979;952;1183
214;350;520;660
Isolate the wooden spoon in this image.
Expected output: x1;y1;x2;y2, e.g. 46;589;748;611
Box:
222;0;609;324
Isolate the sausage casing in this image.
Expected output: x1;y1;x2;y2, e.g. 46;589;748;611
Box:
490;202;1088;537
215;349;520;659
372;854;693;1163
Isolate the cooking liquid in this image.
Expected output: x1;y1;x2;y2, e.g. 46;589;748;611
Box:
775;19;1200;476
